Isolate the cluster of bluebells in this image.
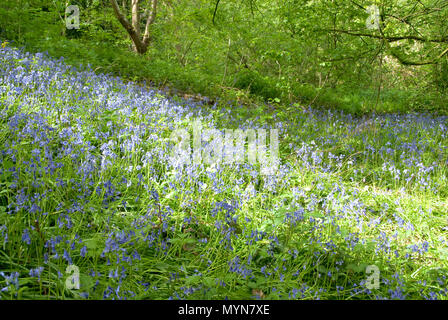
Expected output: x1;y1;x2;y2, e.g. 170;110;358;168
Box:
0;44;447;300
285;108;447;194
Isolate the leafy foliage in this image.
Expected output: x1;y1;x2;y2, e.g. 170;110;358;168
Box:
0;0;448;301
0;44;448;300
1;0;447;113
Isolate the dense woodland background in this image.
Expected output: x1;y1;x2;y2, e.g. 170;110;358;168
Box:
1;0;448;114
1;1;448;300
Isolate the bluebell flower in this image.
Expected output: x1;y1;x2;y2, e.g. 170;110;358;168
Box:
80;246;87;258
29;267;44;281
22;228;31;245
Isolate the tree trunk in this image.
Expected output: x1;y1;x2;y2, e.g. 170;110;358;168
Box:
110;0;157;55
131;0;140;44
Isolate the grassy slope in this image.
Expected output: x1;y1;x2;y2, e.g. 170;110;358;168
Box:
0;43;448;300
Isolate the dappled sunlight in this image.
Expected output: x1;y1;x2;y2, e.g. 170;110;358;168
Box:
1;46;447;300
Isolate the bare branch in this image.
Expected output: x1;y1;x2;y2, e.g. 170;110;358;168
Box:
132;0;141;39
213;0;221;25
143;0;158;45
111;0;157;54
328;29;448;43
110;0;139;42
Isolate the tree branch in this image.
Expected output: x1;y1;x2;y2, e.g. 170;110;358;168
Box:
131;0;141;39
327;29;448;43
143;0;158;45
110;0;140;45
212;0;221;25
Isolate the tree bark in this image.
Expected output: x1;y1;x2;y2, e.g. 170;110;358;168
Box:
110;0;158;55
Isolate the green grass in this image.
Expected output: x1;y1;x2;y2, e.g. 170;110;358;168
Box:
7;29;447;118
1;44;448;300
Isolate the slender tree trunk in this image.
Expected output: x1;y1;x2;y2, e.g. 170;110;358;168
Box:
131;1;139;32
109;0;158;55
